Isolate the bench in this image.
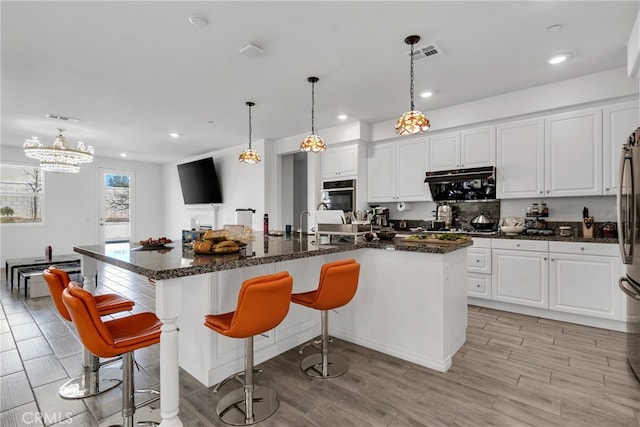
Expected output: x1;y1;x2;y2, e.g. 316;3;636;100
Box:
18;263;81;299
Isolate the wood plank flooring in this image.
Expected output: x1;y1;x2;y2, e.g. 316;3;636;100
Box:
1;263;640;426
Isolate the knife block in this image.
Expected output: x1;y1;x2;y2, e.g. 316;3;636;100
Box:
582;217;594;239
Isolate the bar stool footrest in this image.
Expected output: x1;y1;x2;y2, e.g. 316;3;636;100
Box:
98;405;161;427
216;386;279;426
58;367;122;400
300;353;349;378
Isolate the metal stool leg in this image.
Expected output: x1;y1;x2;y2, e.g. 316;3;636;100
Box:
300;310;349;378
59;349;122;399
216;337;279;425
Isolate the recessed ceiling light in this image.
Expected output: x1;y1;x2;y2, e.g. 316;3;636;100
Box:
546;24;562;32
337;114;348;120
169;132;180;138
420;91;433;98
120;153;127;157
548;54;569;65
188;15;208;27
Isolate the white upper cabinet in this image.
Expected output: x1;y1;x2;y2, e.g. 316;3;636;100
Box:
429;126;495;171
321;144;358;179
544;108;602;197
496;118;545;199
603;101;639;196
367;137;429;202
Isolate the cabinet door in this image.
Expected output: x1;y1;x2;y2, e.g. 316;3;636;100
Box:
321;149;340;178
549;253;621;320
492;249;548;308
460;126;495;169
429;132;460;171
367;143;396;202
395;138;430;201
496;119;544;198
545;108;602;197
338;145;358;177
603;102;639;195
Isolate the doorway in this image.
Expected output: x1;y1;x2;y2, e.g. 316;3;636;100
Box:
99;168;135;243
280;152;307;230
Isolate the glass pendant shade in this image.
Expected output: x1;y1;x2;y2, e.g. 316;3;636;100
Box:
396;35;430;136
395;110;430;135
239;101;261;164
300;134;326;152
300;76;325;152
23;129;94;173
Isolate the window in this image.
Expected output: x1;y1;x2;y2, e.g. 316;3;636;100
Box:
0;164;44;224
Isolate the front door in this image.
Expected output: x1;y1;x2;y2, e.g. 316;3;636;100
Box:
99;168;135;244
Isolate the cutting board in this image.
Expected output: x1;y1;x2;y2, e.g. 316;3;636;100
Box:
401;237;470;245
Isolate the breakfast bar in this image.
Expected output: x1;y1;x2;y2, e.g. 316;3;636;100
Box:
74;234;471;427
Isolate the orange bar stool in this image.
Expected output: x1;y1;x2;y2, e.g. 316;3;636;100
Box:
44;267;135;399
62;282;162;427
291;259;360;378
204;271;293;425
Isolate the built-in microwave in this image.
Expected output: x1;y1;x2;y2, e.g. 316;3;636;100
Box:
321;179;355;212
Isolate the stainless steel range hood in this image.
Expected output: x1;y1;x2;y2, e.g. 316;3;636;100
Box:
424;166;495;183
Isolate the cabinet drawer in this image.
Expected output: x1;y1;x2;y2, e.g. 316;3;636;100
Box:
491;239;548;252
548;241;618;257
471;237;491;248
468;273;491;299
468;248;491;274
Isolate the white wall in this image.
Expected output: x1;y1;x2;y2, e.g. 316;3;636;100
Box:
162;140;266;235
0;146;163;265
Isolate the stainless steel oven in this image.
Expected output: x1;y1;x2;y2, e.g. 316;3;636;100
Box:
321;179;355;212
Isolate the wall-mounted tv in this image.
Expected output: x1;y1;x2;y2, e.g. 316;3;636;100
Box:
177;157;223;204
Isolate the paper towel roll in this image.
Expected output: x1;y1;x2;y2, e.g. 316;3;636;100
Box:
397;202;410;211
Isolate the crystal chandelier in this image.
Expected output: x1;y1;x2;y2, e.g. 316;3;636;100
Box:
396;35;430;136
23;129;94;173
300;76;326;152
239;102;261;164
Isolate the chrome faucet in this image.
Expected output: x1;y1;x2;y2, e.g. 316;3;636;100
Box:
316;202;329;210
299;210;311;235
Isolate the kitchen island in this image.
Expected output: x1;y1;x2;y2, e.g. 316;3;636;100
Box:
74;234;471;427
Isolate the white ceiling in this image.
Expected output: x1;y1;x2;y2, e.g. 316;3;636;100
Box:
2;1;638;164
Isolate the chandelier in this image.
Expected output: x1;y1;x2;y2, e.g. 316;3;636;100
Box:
239;101;261;164
396;35;430;136
300;76;326;152
23;129;94;173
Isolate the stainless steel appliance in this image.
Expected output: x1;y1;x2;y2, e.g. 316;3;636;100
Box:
424;166;496;201
321;179;355;212
617;127;640;382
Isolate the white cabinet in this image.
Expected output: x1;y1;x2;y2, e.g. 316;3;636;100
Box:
321;144;358;179
429;126;495;171
548;242;622;320
467;238;491;299
544;108;602;197
491;240;549;309
367;137;429;202
603;101;639;196
496;118;545;198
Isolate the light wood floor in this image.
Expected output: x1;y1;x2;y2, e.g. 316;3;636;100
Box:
2;264;640;426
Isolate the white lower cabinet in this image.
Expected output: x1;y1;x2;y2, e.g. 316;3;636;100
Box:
492;248;549;308
467;238;491;299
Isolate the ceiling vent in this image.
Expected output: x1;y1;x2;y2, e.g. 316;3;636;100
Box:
46;113;79;122
410;43;444;63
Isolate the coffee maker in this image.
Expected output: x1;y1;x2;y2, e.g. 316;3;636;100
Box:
371;206;390;227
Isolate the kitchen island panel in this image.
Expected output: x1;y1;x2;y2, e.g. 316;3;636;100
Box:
331;248;468;372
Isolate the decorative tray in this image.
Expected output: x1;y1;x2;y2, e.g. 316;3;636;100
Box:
401;234;471;245
137;237;173;249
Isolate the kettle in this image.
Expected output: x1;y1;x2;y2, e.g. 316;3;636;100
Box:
437;204;453;229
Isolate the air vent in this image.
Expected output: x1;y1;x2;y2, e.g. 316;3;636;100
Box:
46;113;80;122
410;43;444;63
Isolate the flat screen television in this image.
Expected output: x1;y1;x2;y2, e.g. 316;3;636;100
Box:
177;157;223;204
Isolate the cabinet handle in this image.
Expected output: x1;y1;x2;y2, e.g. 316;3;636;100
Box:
539;191;543;194
580;247;584;251
606;188;610;191
516;244;520;247
546;190;550;193
476;284;481;288
476;260;480;263
550;258;554;261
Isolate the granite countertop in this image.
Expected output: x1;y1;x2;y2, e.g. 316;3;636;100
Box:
74;233;471;280
466;232;618;244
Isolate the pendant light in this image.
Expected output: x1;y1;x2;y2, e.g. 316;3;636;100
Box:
239;101;261;164
300;76;326;152
395;35;430;136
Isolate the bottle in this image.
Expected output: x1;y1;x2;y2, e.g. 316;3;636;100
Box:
45;245;52;261
541;201;548;216
263;214;269;235
531;203;539;216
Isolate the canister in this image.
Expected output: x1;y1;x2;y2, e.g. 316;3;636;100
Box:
559;226;571;237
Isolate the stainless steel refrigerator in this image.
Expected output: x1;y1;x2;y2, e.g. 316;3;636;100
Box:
617;126;640;380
